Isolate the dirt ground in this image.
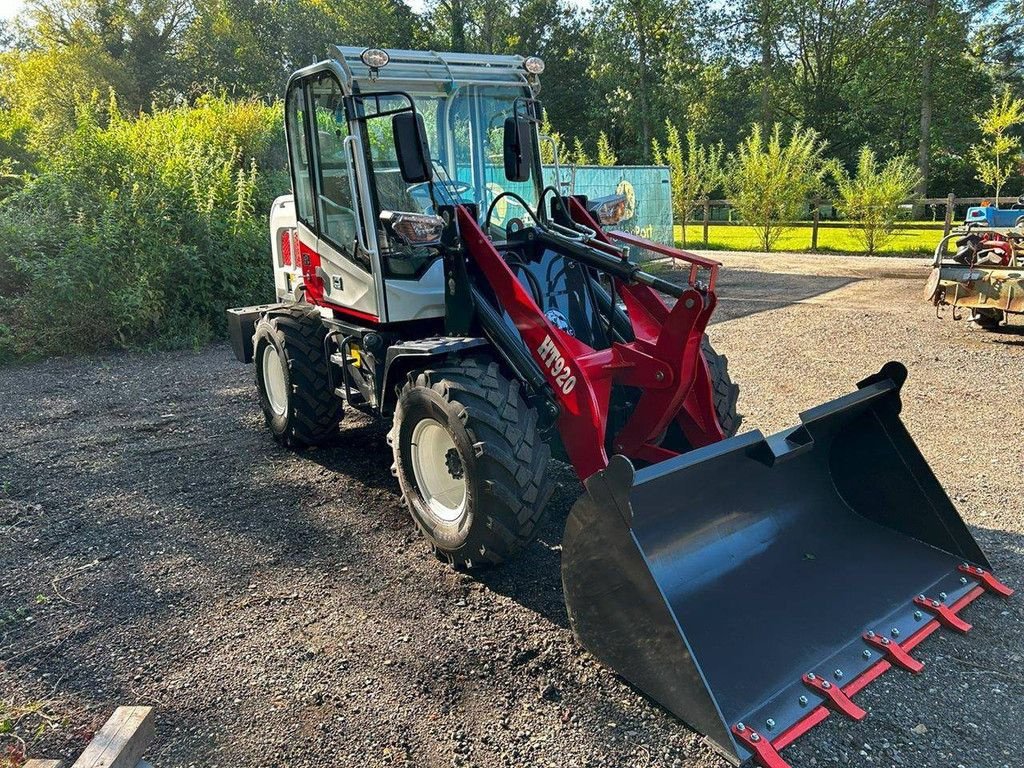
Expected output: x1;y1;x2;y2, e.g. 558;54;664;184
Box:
1;251;1022;768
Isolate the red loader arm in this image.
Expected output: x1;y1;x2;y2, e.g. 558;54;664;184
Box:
456;202;726;481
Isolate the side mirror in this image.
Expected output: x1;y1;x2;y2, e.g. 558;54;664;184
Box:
393;112;432;184
503;115;532;182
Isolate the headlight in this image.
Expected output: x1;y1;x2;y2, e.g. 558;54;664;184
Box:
588;194;629;226
360;48;390;69
380;210;444;246
524;56;545;75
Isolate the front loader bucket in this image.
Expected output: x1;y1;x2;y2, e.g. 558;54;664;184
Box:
561;362;1012;767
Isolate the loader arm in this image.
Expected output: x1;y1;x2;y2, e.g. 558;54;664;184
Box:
456;202;726;480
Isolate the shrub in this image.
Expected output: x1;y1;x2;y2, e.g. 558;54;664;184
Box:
833;147;920;255
652;121;722;246
0;94;285;358
969;85;1024;202
725;123;827;252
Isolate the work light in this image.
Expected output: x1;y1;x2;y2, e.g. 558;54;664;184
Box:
361;48;390;69
380;210;444;246
524;56;545;75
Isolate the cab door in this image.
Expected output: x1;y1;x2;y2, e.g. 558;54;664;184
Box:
286;73;380;321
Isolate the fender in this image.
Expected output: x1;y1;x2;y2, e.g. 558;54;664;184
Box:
379;337;490;412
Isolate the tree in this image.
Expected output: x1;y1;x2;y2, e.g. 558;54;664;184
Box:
589;0;700;162
969;85;1024;202
24;0;192;110
725;123;827;252
833;146;920;255
652;121;722;245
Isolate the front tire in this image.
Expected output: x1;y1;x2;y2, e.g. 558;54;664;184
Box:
253;306;343;448
702;335;741;436
657;336;741;453
390;359;553;568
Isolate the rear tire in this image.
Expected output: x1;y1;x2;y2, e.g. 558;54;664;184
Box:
253;306;343;448
390;359;553;568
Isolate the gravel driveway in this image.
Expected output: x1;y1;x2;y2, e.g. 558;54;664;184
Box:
1;252;1021;768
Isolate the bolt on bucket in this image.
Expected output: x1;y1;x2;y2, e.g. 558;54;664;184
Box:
562;362;1010;766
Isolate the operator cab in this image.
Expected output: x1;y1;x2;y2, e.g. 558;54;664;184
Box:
279;47;561;325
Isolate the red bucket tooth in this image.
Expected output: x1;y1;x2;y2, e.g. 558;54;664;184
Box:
802;674;867;720
914;596;972;633
863;632;925;673
958;564;1014;597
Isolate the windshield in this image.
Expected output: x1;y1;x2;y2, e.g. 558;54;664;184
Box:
361;86;544;230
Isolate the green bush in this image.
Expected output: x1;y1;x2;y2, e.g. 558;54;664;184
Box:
832;147;920;255
0;94;286;359
725;123;828;252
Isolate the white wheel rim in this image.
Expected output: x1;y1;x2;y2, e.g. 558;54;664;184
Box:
262;344;289;417
410;418;467;522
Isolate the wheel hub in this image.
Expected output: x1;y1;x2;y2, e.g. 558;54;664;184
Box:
262;345;288;417
409;418;468;523
445;447;464;479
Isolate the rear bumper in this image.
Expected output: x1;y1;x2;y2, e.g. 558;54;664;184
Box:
226;303;288;363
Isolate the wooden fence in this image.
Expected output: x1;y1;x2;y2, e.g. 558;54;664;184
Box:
691;195;1020;247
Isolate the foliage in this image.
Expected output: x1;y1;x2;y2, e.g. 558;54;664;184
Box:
0;94;283;360
596;132;617;166
571;137;591;166
652;121;722;245
832;146;921;255
725;123;827;252
0;0;1022;360
969;86;1024;201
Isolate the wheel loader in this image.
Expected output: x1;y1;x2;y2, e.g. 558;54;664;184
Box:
228;47;1013;767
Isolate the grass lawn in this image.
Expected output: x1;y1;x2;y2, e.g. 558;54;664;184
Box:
675;224;941;256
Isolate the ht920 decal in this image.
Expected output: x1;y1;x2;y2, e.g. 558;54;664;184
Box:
536;335;577;395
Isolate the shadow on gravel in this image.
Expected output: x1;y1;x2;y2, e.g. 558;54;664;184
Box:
710;269;858;323
306;418;397;493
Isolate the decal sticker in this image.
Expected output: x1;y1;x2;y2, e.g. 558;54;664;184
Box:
536;335;577;395
545;309;575;337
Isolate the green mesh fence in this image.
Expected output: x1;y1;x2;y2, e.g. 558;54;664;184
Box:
475;164;674;252
551;165;673;248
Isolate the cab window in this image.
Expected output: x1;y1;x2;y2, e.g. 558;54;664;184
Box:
285;85;315;228
309;76;367;269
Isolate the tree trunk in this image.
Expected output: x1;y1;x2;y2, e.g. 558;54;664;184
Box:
450;0;467;51
759;0;774;131
915;0;938;205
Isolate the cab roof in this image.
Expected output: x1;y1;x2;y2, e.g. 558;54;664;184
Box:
329;46;537;94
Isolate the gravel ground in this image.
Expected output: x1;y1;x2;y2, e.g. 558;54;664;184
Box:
1;252;1021;768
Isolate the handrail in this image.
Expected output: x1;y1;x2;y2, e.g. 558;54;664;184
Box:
608;230;721;291
343;135;372;256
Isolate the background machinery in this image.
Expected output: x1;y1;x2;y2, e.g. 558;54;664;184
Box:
229;47;1012;768
926;195;1024;329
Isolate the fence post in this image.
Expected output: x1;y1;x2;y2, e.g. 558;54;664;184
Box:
943;192;956;237
702;198;710;246
811;195;820;251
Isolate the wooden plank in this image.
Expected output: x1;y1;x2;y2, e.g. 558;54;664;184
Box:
71;706;154;768
702;197;710;245
24;761;65;768
943;192;956;237
811;195;820;251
